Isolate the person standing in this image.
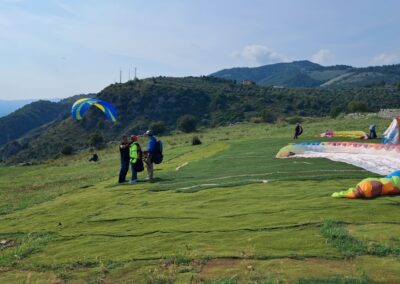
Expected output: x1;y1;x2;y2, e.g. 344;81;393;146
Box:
118;135;130;183
369;123;377;139
144;130;156;181
294;122;303;139
129;135;142;184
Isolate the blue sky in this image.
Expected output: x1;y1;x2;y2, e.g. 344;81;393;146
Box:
1;0;400;100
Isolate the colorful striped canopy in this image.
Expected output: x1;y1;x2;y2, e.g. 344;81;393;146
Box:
71;98;117;122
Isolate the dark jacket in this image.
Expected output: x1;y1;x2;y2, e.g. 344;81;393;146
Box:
119;142;130;162
295;125;303;135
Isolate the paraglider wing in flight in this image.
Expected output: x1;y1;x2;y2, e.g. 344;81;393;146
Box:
71;98;117;122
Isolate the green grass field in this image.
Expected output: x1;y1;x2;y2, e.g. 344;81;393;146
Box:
1;117;400;283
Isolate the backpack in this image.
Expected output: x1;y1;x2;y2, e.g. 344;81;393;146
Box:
152;140;163;164
134;158;144;172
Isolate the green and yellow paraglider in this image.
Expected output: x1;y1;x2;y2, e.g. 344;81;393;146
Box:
71;98;117;122
332;170;400;199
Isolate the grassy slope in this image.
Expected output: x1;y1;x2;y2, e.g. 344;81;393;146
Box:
1;117;400;283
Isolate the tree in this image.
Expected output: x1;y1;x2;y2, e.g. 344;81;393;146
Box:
177;115;197;133
61;145;73;155
347;100;368;113
150;121;166;135
261;110;278;123
89;133;104;148
210;94;228;111
330;106;342;118
192;136;202;145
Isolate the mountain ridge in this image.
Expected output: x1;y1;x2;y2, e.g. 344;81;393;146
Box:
210;60;400;88
0;99;36;117
1;76;400;164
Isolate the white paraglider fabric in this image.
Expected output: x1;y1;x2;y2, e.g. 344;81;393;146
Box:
276;142;400;176
296;152;400;175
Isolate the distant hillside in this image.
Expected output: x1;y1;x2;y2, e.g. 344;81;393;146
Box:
210;60;400;88
322;64;400;88
0;100;69;146
0;99;35;117
0;94;92;147
1;76;400;164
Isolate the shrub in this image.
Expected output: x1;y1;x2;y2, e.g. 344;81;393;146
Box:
330;106;343;118
61;145;73;155
150;121;166;135
347;100;368;113
249;117;262;123
287;116;303;125
261;110;278;123
177;115;197;133
192;136;202;145
89;133;104;148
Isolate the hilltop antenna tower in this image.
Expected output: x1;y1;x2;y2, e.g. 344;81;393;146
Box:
134;67;137;79
119;68;122;83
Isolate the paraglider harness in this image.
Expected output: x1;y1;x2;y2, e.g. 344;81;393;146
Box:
151;140;163;164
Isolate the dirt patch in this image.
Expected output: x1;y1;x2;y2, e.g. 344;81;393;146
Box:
199;258;241;274
0;239;16;249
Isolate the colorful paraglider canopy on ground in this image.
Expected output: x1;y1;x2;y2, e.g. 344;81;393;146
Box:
386;170;400;178
320;130;368;139
71;98;117;122
332;170;400;199
382;117;400;144
276;142;400;175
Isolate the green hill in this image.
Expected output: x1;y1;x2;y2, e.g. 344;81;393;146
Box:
1;118;400;283
0;100;69;146
211;60;400;88
0;99;35;117
1;76;400;164
322;64;400;88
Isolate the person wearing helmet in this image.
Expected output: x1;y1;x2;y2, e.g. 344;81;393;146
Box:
144;130;156;180
118;135;130;183
129;135;143;184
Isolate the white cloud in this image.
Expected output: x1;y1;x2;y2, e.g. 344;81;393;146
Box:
372;53;400;65
233;44;288;66
311;49;334;65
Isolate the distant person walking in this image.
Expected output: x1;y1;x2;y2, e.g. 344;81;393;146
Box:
369;123;377;139
129;135;143;184
118;135;130;183
294;122;303;139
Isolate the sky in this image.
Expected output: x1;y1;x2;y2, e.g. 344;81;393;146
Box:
1;0;400;100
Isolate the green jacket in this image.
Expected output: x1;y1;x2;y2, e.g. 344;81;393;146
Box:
129;142;140;164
